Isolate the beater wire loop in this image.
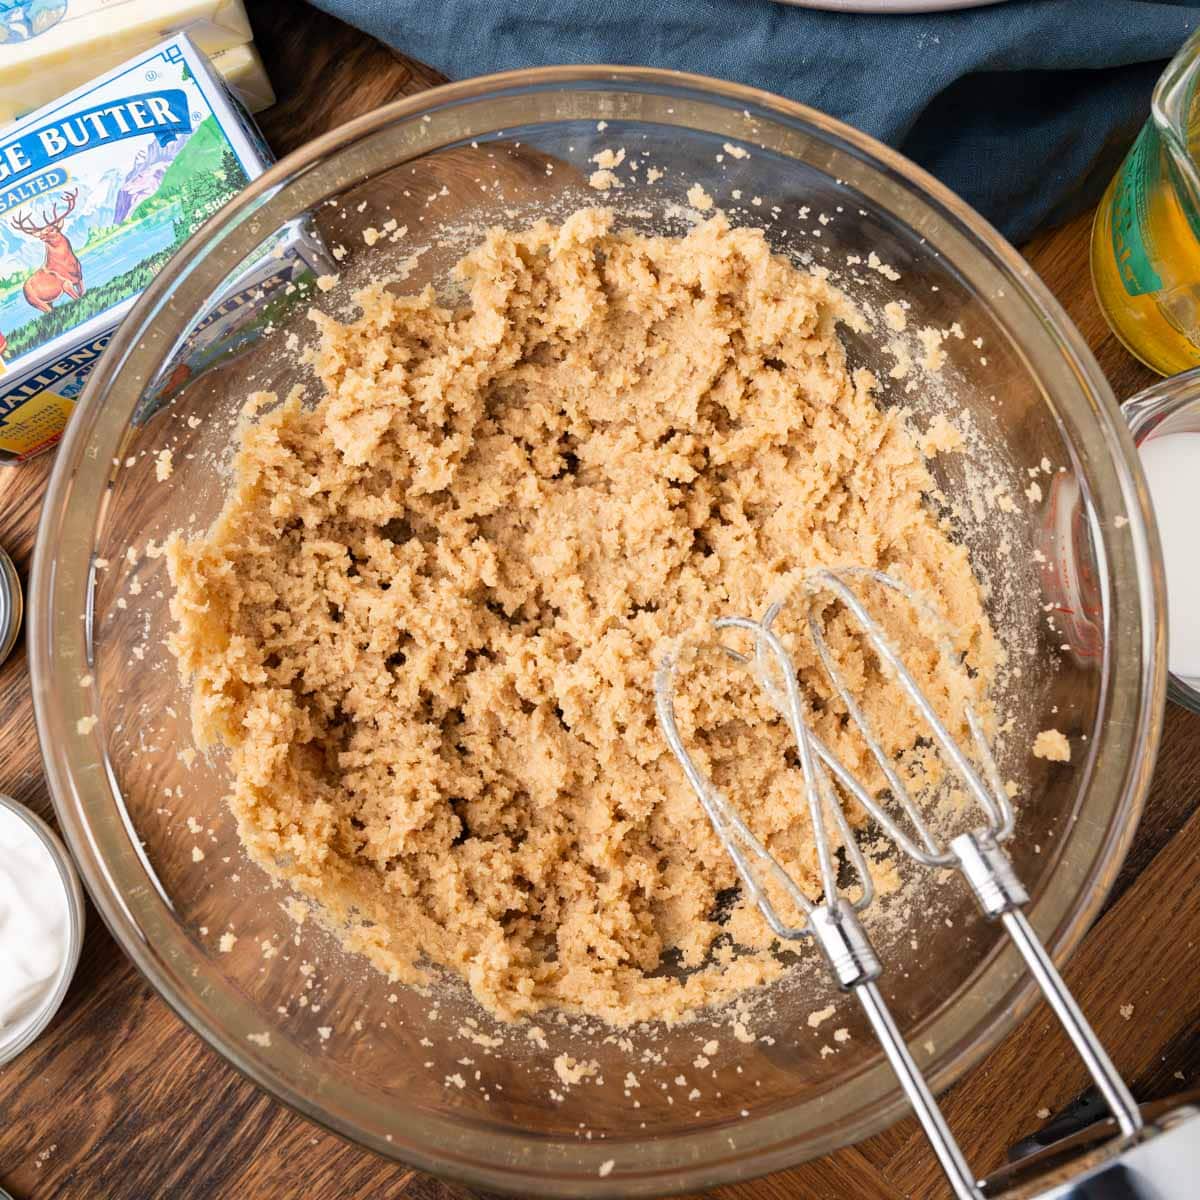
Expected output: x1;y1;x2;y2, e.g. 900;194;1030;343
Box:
654;618;875;940
766;567;1015;858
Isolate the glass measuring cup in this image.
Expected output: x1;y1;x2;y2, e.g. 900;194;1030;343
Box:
1092;29;1200;376
1123;368;1200;713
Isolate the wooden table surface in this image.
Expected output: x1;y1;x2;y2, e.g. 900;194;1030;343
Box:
1;4;1197;1198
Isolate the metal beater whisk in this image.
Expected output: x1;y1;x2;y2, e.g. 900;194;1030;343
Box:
655;567;1194;1200
656;608;983;1198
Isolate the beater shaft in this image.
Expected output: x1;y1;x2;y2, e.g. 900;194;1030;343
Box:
855;980;980;1200
1001;907;1141;1139
950;831;1142;1138
811;902;981;1200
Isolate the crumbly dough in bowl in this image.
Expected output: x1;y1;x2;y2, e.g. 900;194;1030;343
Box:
167;208;998;1025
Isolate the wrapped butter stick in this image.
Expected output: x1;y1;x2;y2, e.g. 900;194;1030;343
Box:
0;33;274;463
0;0;255;123
209;42;276;114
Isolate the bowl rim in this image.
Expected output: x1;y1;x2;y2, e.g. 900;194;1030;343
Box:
28;63;1166;1196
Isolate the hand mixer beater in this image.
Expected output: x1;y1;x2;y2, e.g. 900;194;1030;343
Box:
655;567;1199;1200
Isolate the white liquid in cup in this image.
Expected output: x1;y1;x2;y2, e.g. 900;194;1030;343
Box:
1139;431;1200;686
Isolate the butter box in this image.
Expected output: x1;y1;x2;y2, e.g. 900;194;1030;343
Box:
0;33;272;461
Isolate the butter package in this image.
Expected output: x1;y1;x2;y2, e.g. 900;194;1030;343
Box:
0;33;273;462
0;0;257;123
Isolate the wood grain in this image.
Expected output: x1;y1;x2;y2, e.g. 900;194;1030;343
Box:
0;4;1197;1199
247;1;447;157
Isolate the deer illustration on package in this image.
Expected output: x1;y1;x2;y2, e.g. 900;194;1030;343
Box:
10;189;83;313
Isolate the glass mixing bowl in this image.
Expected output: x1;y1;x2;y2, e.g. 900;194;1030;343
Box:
30;69;1165;1196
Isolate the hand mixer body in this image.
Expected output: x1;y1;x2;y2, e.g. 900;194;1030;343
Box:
988;1101;1200;1199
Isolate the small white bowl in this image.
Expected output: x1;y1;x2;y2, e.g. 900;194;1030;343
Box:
0;794;85;1066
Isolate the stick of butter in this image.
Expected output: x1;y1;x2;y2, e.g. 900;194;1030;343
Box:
0;32;273;462
0;0;255;125
209;42;275;114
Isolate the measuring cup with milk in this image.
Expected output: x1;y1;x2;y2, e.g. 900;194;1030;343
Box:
1124;369;1200;712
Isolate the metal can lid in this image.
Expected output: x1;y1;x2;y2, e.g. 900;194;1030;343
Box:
0;546;23;668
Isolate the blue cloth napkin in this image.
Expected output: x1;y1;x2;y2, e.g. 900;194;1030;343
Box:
310;0;1200;243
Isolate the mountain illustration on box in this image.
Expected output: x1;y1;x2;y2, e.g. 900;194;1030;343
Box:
0;114;248;363
112;132;184;224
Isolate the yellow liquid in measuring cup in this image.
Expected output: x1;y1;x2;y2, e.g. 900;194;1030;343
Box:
1091;116;1200;376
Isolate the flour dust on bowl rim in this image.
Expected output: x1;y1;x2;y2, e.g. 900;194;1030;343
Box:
28;67;1165;1196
